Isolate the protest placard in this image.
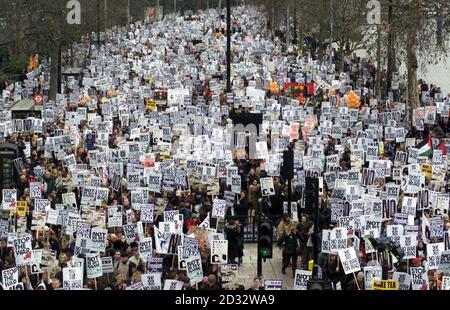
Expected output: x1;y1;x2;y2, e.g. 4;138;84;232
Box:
142;273;162;290
372;279;398;290
13;234;32;266
264;280;283;290
260;177;275;196
90;228;107;252
364;266;382;290
399;235;417;259
392;272;411;290
438;251;450;273
1;267;18;289
2;189;17;210
330;227;348;252
186;254;203;285
86;253;103;279
338;247;361;275
211;199;226;219
139;237;153;262
63;267;83;290
140;204;154;223
293;270;312;290
163;280;184;290
147;257;163;273
211;240;228;264
101;256;114;274
410;267;429;290
29;182;42;199
426;243;445;270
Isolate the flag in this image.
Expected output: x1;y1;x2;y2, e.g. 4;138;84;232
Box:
199;213;210;229
154;226;168;254
417;136;447;157
417;136;433;157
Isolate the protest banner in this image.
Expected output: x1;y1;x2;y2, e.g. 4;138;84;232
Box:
63;267;83;290
126;282;145;290
90;228;108;252
321;230;331;254
2;189;17;210
442;276;450;290
29;182;42;199
147;257;163;273
260;177;275;196
108;205;123;228
392;272;411;290
154;226;169;254
410;267;429;290
101;256;114;274
330;227;348;252
372;279;399;290
211;199;226;219
13;234;32;266
142;273;162;290
226;175;239;193
426;243;445;270
163;280;184;290
186;254;203;285
140;204;154;223
123;223;138;243
221;264;239;283
438;251;450;273
211;240;228;264
293;270;312;290
86;253;102;279
364;266;382;290
139;237;153;262
30;249;43;274
264;280;283;290
164;210;179;223
429;217;444;240
338;247;361;275
1;267;18;289
399;235;417;259
177;246;186;270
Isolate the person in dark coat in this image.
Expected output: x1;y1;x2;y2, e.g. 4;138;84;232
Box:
224;219;243;264
234;191;249;226
281;227;299;277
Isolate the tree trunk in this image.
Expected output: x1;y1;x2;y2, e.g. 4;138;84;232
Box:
49;38;60;101
436;6;443;46
386;0;396;91
407;30;419;121
375;26;382;98
338;47;344;73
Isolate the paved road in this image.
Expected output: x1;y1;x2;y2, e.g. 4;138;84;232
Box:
237;243;297;290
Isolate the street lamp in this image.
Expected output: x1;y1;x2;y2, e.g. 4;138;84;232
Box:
226;0;231;93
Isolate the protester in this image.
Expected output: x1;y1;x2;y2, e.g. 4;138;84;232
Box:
0;4;448;292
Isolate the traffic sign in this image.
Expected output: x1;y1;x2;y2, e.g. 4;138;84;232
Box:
34;94;43;104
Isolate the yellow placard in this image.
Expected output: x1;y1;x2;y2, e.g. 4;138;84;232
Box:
16;201;27;217
421;164;432;179
146;99;157;112
372;280;398;290
378;141;384;155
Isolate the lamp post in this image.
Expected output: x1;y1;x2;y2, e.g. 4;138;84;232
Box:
226;0;231;93
127;0;130;31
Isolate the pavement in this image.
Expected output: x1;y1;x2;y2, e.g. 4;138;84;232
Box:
237;243;296;290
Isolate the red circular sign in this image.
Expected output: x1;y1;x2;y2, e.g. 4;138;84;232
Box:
34;95;43;104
